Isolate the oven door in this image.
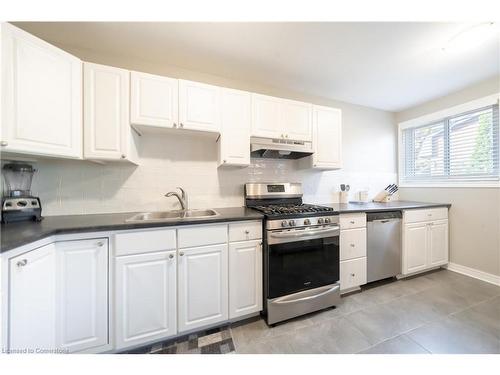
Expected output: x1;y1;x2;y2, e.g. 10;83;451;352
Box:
267;226;340;299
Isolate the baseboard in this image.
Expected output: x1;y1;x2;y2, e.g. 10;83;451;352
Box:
445;262;500;286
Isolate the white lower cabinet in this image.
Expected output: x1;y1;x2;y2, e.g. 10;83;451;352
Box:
178;244;228;332
402;208;449;276
56;239;108;353
229;240;262;319
115;250;177;350
340;257;367;291
9;243;57;351
8;238;109;353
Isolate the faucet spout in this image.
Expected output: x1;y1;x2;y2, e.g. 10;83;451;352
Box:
165;188;188;210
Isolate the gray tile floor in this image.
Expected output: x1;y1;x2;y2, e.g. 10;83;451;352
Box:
230;269;500;354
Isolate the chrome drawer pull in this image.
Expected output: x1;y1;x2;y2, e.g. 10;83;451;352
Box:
17;259;28;267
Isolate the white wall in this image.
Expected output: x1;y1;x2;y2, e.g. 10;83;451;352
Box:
1;45;398;216
396;75;500;277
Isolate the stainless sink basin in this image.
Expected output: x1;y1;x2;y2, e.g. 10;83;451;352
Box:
126;209;219;222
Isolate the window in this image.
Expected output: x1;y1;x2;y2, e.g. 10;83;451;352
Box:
401;104;499;184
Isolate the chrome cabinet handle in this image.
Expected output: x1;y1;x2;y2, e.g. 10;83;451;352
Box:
173;123;177;128
350;243;355;247
350;273;356;277
97;241;105;247
0;141;8;147
350;220;355;224
17;259;28;267
169;254;174;259
285;134;289;138
180;123;184;128
121;154;126;159
245;230;250;234
179;252;184;256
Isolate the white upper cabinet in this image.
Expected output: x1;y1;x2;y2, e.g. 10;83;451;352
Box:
130;71;179;129
218;88;251;167
84;62;138;163
311;105;342;169
56;238;108;353
1;23;82;159
178;79;221;133
251;93;312;142
282;99;313;141
251;94;283;139
9;243;57;351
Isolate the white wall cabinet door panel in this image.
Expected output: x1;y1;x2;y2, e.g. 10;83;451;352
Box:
282;100;312;141
178;79;220;133
312;106;342;169
115;250;177;350
251;94;282;139
429;220;449;267
403;223;429;275
1;23;82;158
130;72;178;129
9;243;57;351
84;62;130;160
229;240;262;319
218;88;251;167
178;244;228;332
56;238;108;353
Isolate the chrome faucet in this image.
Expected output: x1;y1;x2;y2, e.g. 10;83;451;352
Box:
165;187;188;210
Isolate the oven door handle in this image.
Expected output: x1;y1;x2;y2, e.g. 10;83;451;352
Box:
273;284;340;305
270;226;340;239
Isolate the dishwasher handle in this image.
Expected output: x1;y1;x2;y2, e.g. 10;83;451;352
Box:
367;211;402;222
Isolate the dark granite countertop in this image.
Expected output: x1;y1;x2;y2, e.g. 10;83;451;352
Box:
326;200;451;214
1;201;451;254
0;207;264;253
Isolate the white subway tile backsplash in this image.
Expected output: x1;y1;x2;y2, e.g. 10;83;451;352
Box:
3;135;397;216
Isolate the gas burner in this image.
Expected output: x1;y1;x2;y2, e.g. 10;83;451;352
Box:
252;204;335;216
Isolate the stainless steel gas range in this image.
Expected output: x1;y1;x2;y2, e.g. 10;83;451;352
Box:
245;182;341;325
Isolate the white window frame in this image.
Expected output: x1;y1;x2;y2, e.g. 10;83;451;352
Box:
398;93;500;188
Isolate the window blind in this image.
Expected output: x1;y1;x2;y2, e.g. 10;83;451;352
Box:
401;104;499;183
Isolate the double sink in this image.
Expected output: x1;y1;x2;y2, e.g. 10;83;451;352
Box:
126;209;219;223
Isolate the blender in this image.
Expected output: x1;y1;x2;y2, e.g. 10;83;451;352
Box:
1;163;42;223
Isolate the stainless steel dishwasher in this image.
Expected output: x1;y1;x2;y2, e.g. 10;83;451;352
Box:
367;211;402;283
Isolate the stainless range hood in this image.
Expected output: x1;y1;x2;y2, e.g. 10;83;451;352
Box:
250;137;313;160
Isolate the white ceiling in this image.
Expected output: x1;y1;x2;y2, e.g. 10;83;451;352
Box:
13;22;500;112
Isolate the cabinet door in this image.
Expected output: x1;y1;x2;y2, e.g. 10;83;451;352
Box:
403;223;428;275
251;94;283;138
178;244;228;332
178;79;220;132
130;71;178;128
9;243;57;351
340;257;367;291
55;239;108;353
429;220;449;267
282;100;312;141
218;88;251;166
115;250;177;350
84;62;129;160
229;240;262;319
1;23;82;158
312;106;342;169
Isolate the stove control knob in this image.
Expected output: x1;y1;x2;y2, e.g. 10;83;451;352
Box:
317;218;324;224
288;220;296;227
303;219;311;225
281;220;288;227
324;218;331;223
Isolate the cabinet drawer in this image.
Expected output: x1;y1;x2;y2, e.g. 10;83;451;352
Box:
228;221;262;242
115;228;176;256
404;208;448;224
340;228;367;261
340;213;366;229
340;257;367;291
178;224;228;248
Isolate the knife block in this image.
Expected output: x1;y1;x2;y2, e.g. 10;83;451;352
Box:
373;191;392;203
